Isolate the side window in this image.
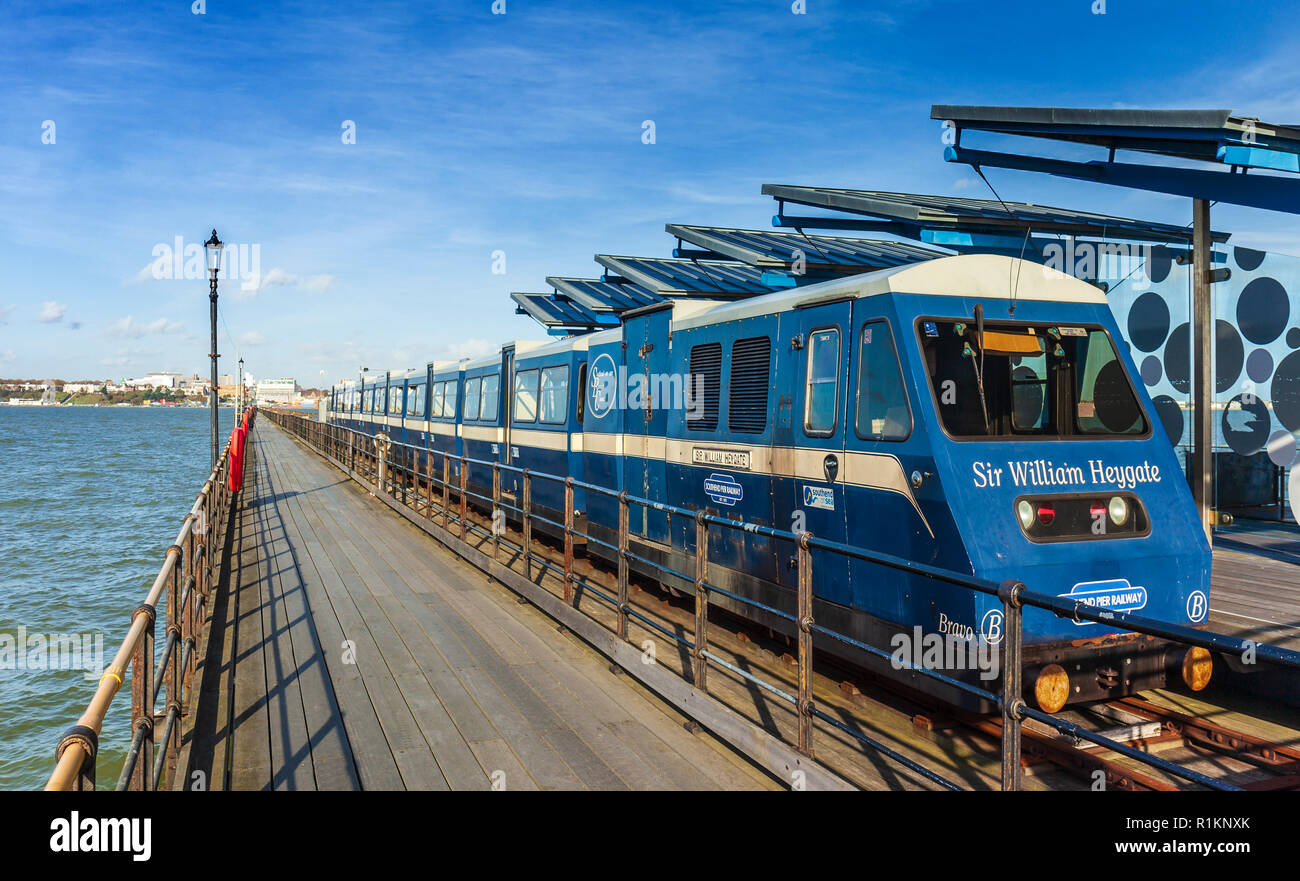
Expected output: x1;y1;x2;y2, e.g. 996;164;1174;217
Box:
686;342;722;431
540;365;569;424
854;321;911;441
481;374;500;422
728;337;771;434
430;382;445;419
412;384;425;416
804;328;840;436
445;379;458;420
464;377;482;422
514;369;540;423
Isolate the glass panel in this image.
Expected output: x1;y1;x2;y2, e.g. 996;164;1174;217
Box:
804;328;839;436
514;369;540;423
430;382;444;418
464;377;482;422
854;321;911;440
540;365;569;424
445;380;458;420
480;374;500;422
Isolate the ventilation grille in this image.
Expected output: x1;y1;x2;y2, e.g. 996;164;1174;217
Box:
728;336;771;433
687;343;722;431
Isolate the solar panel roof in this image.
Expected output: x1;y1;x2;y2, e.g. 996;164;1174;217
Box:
594;255;772;296
511;292;618;330
666;224;945;271
546;277;660;312
762;184;1229;243
931;105;1300;165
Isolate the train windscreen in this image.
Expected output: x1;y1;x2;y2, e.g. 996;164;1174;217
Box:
918;319;1147;439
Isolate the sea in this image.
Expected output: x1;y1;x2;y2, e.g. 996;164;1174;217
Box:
0;406;235;790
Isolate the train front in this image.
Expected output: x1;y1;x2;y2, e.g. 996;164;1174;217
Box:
909;292;1212;710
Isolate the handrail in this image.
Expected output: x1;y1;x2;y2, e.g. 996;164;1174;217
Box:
269;410;1300;791
44;407;257;790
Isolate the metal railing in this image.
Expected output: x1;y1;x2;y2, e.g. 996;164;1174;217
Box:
44;409;256;791
271;411;1300;790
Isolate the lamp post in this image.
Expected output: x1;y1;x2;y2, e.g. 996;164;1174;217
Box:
238;356;245;423
203;229;222;469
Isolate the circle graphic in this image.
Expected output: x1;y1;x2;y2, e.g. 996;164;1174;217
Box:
1234;246;1266;272
1246;348;1274;384
1215;320;1244;393
1221;393;1271;456
1094;361;1142;432
1186;590;1208;624
1289;327;1300;349
1147;246;1173;284
1140;355;1162;387
1267;430;1298;468
980;609;1004;645
1236;277;1290;344
1164;323;1190;393
1273;350;1300;433
1127;291;1171;352
588;352;617;420
1151;394;1184;447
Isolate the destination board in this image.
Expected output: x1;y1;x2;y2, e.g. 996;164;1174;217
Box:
691;447;751;470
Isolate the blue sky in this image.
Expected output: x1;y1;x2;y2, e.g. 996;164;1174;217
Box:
2;0;1299;386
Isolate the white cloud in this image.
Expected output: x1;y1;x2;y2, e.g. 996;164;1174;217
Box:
442;338;497;361
37;301;67;323
239;331;268;345
255;268;336;293
0;305;15;324
106;315;187;338
123;262;157;285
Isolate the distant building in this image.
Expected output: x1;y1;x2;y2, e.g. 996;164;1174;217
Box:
63;381;106;394
256;377;298;405
125;372;183;390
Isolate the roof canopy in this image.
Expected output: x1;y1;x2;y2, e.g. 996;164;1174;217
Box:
666;224;946;272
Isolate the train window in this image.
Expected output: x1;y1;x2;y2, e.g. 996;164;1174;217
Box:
464;377;482;422
514;369;540;423
686;343;722;431
920;320;1148;439
481;374;500;422
430;382;445;419
390;387;402;415
445;380;458;420
804;328;840;436
854;321;911;441
410;384;425;417
728;337;770;434
539;366;569;424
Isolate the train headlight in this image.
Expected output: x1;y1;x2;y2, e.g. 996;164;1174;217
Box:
1181;647;1213;692
1108;496;1129;526
1034;664;1070;713
1017;500;1035;531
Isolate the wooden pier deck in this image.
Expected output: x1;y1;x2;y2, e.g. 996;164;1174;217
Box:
178;421;776;791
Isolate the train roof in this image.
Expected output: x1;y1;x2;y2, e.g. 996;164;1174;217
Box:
671;254;1106;331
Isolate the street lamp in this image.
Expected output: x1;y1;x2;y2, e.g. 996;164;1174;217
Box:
238;356;245;423
203;229;222;469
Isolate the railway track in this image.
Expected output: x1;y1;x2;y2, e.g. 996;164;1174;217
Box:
374;458;1300;791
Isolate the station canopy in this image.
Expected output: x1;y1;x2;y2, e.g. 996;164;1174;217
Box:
762;184;1228;244
931;105;1300;213
593;255;777;297
666;224;946;273
546;276;660;313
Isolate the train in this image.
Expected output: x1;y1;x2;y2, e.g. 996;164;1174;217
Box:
326;254;1213;712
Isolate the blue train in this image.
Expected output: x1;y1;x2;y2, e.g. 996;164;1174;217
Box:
326;254;1212;711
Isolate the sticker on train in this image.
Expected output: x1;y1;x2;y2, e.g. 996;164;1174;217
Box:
692;447;752;470
803;485;834;510
1059;578;1148;624
703;473;743;506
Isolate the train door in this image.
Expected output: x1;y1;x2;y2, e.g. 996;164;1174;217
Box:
778;300;851;601
621;308;672;543
502;347;515;466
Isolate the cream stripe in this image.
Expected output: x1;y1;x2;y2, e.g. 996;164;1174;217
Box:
462;424;504;443
511;428;570;452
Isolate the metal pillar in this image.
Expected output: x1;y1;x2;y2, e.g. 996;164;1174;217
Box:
209;274;219;469
1192;198;1213;543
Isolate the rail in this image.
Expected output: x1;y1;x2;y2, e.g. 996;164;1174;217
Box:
43;408;256;790
271;410;1300;790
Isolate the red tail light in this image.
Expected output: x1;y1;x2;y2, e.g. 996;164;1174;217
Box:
1089;503;1106;520
1036;505;1056;526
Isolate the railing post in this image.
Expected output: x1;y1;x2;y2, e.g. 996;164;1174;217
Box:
442;453;451;528
128;604;155;790
375;434;388;496
563;478;575;604
424;448;435;519
167;545;183;779
491;463;502;560
693;511;709;690
522;470;533;581
458;456;468;541
998;579;1025;792
796;531;815;758
617;491;629;640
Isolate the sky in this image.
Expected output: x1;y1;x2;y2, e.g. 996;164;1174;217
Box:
2;0;1300;386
